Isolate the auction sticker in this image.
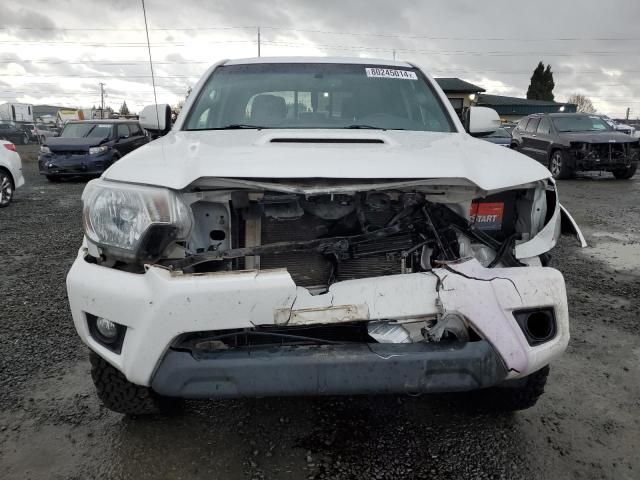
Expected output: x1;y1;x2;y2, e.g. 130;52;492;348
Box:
365;68;418;80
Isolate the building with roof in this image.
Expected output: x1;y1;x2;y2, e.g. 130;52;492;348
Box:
434;78;485;118
435;78;578;124
476;94;577;122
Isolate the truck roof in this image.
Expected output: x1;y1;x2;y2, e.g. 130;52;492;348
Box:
223;56;414;68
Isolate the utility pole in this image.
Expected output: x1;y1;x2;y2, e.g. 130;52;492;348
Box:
392;49;396;61
626;107;630;120
257;26;261;57
99;82;105;119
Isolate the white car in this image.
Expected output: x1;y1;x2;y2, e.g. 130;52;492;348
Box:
0;140;25;207
35;123;58;142
67;57;584;415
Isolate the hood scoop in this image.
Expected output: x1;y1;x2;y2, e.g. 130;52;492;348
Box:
269;137;385;144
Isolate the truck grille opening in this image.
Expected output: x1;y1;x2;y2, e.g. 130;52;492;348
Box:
174;323;373;352
172;188;526;285
259;197;409;287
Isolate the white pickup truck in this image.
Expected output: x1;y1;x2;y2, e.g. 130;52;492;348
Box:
67;57;584;415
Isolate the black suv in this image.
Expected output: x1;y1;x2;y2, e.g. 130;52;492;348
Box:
38;120;149;181
511;113;639;179
0;123;30;145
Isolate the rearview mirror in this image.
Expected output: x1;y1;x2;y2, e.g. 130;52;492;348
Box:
139;104;171;136
467;107;501;136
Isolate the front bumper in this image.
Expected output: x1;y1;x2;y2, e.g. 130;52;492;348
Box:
38;151;113;176
569;147;638;171
152;341;506;398
67;251;570;390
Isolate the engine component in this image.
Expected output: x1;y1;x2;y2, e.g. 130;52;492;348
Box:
367;322;411;343
426;313;470;342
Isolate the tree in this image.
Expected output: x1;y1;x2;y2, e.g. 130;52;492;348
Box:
542;65;555;101
527;61;555;101
119;101;130;116
566;94;596;113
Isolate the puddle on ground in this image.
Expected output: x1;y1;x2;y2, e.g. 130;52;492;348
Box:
585;241;640;272
590;231;640;242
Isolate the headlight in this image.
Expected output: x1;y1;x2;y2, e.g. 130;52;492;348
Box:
40;145;51;154
89;145;109;155
82;179;192;262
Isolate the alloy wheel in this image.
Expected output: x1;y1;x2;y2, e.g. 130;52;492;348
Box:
0;173;13;206
550;153;562;177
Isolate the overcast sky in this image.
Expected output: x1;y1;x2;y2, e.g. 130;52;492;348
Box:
1;0;638;117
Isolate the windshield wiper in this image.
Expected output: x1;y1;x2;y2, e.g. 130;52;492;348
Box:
188;124;268;131
345;125;406;130
346;124;386;130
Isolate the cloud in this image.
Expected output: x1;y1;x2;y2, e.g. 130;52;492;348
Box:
0;0;638;117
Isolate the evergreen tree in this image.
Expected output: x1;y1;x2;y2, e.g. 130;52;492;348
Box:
526;62;555;101
542;65;555;101
119;101;130;116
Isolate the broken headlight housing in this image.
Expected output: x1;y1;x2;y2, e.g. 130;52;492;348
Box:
82;179;192;262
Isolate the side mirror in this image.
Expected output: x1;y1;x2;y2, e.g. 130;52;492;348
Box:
467;107;501;136
139;104;171;136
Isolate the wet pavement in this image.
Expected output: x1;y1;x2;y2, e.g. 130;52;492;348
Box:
1;147;639;479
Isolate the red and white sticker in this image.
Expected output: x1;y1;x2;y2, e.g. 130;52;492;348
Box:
469;202;504;230
365;68;418;80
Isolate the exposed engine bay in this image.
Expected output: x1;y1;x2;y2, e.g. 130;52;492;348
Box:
158;182;553;292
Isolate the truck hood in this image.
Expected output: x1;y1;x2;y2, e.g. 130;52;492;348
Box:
104;130;552;192
45;137;108;152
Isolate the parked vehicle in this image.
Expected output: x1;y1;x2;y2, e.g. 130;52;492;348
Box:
38;120;149;181
0;123;29;145
0;103;34;123
511;113;639;179
18;123;38;142
57;108;82;125
479;126;511;147
35;123;58;142
501;122;518;133
600;115;635;136
0;140;25;207
67;57;584;416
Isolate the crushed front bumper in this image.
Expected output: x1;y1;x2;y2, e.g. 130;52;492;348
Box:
67;250;570;389
152;341;506;398
38;151;112;176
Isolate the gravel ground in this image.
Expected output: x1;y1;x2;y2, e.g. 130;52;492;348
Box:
1;145;638;480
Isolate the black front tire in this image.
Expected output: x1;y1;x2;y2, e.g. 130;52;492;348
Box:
549;150;574;179
89;352;183;416
0;170;14;207
612;162;637;179
483;366;550;412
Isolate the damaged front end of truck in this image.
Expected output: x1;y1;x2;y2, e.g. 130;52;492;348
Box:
71;173;579;401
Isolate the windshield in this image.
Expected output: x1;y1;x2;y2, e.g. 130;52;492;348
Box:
61;123;113;138
184;63;454;132
552;115;612;132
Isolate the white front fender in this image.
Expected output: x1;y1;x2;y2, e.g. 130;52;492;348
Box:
515;186;586;259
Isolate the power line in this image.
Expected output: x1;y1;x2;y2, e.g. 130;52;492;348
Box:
1;59;639;77
0;37;637;57
0;74;199;78
1;23;639;42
